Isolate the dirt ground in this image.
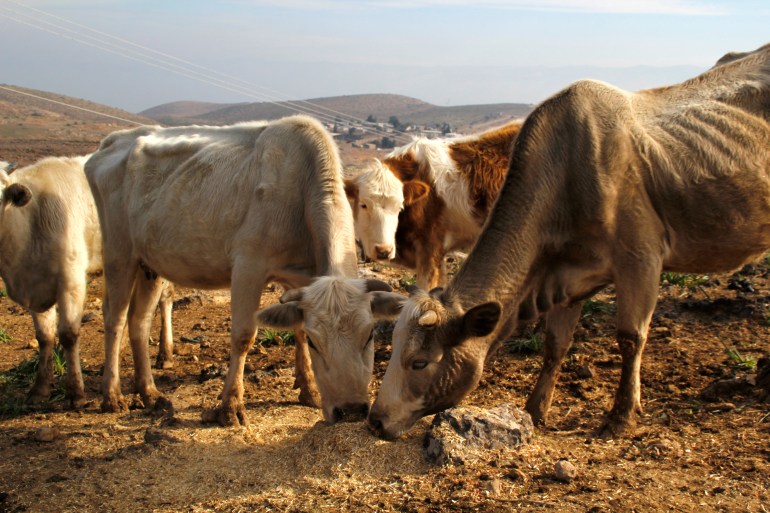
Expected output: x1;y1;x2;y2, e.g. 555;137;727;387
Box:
0;139;769;513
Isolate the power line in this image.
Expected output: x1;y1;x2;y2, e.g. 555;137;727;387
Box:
0;1;414;144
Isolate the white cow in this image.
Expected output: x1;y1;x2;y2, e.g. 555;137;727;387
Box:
85;115;404;426
0;155;174;408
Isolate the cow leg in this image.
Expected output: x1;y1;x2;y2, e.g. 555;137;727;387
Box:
203;266;266;427
101;261;138;413
525;303;583;426
293;330;321;408
601;261;660;437
56;278;88;409
154;281;175;370
127;270;169;412
27;308;57;404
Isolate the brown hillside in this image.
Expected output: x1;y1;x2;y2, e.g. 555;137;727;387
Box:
0;84;156;166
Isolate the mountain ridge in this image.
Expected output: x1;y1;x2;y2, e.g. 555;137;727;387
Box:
140;93;533;133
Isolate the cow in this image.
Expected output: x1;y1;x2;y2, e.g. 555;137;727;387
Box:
368;42;770;439
345;121;523;290
84;115;404;426
0;155;174;408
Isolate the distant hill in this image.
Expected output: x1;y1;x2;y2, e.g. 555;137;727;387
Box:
140;94;534;134
0;84;154;165
0;84;154;126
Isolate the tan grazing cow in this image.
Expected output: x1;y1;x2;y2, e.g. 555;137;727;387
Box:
85;115;404;426
345;121;523;289
369;42;770;439
0;155;174;407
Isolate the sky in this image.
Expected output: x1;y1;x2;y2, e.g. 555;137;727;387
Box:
0;0;769;114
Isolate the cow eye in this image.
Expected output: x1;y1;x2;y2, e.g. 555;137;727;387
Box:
366;330;374;346
360;203;368;209
411;360;428;370
306;336;317;351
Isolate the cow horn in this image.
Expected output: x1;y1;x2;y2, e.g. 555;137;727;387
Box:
365;279;392;292
280;288;304;304
418;310;438;327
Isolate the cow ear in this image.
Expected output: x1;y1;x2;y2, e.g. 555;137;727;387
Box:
364;279;392;293
280;287;304;304
403;180;430;206
462;302;501;338
405;284;421;296
255;302;304;328
343;178;358;201
370;291;405;319
3;183;31;207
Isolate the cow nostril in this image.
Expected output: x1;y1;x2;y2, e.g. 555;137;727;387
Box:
374;245;392;260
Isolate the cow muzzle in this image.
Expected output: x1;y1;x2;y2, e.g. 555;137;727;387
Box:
374;244;394;260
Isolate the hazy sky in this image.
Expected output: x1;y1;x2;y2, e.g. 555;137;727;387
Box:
1;0;769;113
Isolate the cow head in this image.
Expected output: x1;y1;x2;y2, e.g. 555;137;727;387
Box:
255;276;405;424
345;160;429;261
368;287;501;439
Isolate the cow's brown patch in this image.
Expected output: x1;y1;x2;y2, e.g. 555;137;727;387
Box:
449;121;522;220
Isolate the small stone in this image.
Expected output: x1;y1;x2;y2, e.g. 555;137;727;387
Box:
575;364;594;379
81;312;97;323
35;427;59;443
483;478;502;496
554;460;577;482
27;339;39;349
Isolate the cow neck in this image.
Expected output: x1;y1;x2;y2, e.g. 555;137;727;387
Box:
304;159;359;280
447;130;561;329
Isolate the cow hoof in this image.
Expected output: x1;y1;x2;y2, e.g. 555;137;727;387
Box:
68;394;88;410
101;395;129;413
201;404;248;427
596;417;635;439
154;357;174;370
298;388;322;409
525;405;547;427
148;396;175;418
26;389;50;406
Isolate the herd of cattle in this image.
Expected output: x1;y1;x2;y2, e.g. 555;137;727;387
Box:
1;42;768;439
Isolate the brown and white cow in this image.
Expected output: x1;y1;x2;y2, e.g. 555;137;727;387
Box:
345;121;523;289
369;42;770;439
0;155;174;407
85;115;404;426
